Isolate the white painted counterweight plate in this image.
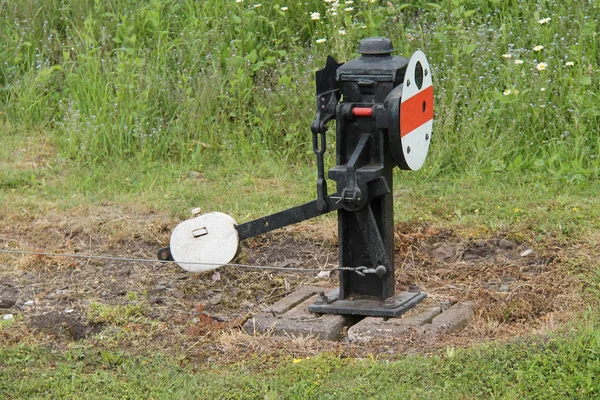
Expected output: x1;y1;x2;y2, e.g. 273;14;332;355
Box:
170;212;239;272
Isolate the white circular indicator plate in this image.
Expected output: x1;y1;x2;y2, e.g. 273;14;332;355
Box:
400;50;434;171
170;212;239;272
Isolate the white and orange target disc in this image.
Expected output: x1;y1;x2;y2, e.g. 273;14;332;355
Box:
385;50;434;171
399;51;433;170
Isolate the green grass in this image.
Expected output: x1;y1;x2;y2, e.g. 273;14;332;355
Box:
2;125;600;239
2;0;600;398
87;301;148;326
1;316;600;398
1;0;598;177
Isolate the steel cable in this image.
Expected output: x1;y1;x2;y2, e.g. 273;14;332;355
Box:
0;248;354;273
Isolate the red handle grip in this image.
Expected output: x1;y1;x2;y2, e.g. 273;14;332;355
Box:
351;107;373;117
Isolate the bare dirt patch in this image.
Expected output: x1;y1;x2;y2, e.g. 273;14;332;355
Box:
0;206;595;362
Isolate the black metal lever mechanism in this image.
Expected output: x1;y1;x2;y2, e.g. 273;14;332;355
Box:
159;37;434;318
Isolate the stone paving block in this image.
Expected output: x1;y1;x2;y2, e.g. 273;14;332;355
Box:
348;302;474;342
347;305;442;341
265;285;324;314
244;286;345;340
418;302;474;336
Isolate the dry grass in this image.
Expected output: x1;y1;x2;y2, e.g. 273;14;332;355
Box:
1;204;598;365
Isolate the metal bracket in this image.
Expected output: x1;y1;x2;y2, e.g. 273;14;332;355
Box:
308;288;427;317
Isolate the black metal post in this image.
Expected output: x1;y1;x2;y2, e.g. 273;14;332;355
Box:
308;37;427;317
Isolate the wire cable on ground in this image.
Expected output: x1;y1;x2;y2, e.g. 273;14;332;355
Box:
0;248;346;273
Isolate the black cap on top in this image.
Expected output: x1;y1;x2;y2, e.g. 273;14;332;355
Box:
357;37;395;55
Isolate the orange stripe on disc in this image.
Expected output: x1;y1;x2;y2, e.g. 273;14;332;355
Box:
400;85;434;138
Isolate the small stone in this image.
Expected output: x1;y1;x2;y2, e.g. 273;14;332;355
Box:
499;285;510;292
316;271;330;279
155;284;167;291
209;293;222;305
64;308;75;314
0;297;17;309
211;314;226;322
23;300;34;307
192;317;200;324
432;244;456;261
2;314;14;320
520;249;534;257
171;290;184;299
158;280;168;286
212;271;221;282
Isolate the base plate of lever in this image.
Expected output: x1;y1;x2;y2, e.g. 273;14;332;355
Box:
308;288;427;317
170;212;239;272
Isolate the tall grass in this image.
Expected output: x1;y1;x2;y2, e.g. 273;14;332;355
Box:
1;0;598;182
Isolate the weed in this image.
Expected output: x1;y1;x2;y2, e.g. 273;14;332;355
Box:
0;315;16;330
87;301;147;326
1;0;597;186
187;304;224;336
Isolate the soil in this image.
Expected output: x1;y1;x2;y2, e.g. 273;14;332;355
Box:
0;205;594;363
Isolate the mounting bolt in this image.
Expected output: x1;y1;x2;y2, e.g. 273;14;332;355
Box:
316;200;327;213
314;291;329;305
408;285;421;293
191;207;202;217
375;265;387;277
383;297;397;309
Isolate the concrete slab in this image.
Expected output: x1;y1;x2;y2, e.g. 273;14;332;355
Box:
243;286;345;340
348;302;474;342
